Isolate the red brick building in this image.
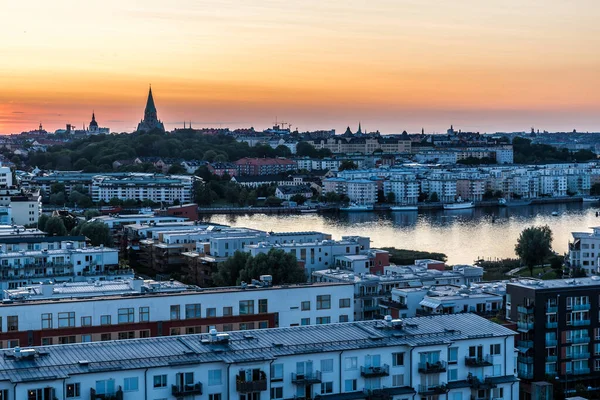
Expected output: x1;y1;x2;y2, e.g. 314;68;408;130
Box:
235;157;297;176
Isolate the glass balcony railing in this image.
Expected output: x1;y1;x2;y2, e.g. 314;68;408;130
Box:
545;339;558;347
573;367;591;375
572;320;591;327
546;306;558;313
545;322;558;329
518;340;534;349
572;304;591;311
517;322;534;332
518;305;534;314
571;336;590;344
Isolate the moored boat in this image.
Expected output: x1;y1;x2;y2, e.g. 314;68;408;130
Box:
390;205;418;211
340;203;374;212
443;201;474;210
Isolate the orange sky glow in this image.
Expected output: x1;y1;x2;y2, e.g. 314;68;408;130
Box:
1;0;599;134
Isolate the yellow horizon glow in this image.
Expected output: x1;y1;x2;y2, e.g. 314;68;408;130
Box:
1;0;599;134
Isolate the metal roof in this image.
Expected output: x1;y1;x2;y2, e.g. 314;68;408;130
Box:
0;314;515;382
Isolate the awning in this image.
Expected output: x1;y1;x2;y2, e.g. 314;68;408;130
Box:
419;299;441;309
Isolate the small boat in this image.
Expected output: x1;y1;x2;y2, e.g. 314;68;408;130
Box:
443;201;475;210
300;209;318;213
583;197;600;203
390;205;418;212
551;211;559;216
340;203;374;212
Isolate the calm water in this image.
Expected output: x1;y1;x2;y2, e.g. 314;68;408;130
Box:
205;203;600;265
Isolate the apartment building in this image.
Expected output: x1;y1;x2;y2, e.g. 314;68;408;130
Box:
506;277;600;399
346;179;378;205
568;226;600;274
91;174;200;204
234;157;297;176
0;278;354;348
0;313;517;400
383;174;420;204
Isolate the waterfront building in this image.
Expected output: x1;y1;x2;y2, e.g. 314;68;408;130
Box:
0;277;354;349
346;179;378;205
91;174;199;204
0;313;517;400
568;227;600;275
136;86;165;132
234;157;297;176
506;277;600;399
275;184;313;201
383;174;420;204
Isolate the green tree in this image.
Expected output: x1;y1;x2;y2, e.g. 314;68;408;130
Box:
247;190;258;206
591;183;600;196
238;188;249;206
290;194;306;205
37;214;49;231
212;251;252;286
44;216;68;236
385;192;396;204
109;197;123;206
84;210;100;220
167;164;187;174
50;183;65;194
338;160;358;171
429;192;439;202
324;191;341;203
72;221;113;246
515;225;553;277
265;196;282;207
49;192;66;205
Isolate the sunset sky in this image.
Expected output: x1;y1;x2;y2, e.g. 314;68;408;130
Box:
1;0;599;134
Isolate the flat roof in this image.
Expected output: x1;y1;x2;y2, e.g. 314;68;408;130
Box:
0;314;515;382
508;277;600;290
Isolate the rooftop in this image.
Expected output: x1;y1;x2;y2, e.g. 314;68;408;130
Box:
0;314;515;382
508;277;600;290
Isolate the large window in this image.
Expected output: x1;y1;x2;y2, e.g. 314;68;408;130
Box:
316;316;331;325
153;375;167;388
139;307;150;322
95;379;115;395
223;306;233;316
41;313;52;329
392;352;404;366
208;369;222;386
317;295;331;310
271;364;283;381
66;383;80;398
258;299;268;313
81;316;92;327
239;300;255;315
339;298;351;308
124;377;138;392
100;315;111;325
185;304;202;319
58;312;75;328
118;308;134;324
170;305;181;320
301;301;311;311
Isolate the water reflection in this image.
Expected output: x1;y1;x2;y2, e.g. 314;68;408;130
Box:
206;203;600;265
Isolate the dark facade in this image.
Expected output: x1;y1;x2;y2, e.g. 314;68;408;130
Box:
507;279;600;400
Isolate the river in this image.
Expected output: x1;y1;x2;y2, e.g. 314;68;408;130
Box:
204;203;600;265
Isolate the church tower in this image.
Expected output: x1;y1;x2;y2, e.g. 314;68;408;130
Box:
137;86;165;132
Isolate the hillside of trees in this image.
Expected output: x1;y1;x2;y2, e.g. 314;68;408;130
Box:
513;137;596;164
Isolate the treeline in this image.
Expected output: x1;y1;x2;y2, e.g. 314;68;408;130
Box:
37;214;112;247
513;137;596;164
25;130;332;172
380;247;448;265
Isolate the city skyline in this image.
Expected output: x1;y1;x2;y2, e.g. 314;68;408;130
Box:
1;0;599;134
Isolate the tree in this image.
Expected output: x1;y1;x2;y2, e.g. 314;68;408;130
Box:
49;192;66;205
37;214;49;231
84;210;100;220
72;221;113;247
265;196;282;207
290;194;306;205
515;225;553;277
44;217;68;236
324;191;341;203
167;164;187;174
429;192;439;202
238;188;249;206
212;251;252;286
50;183;65;194
385;192;396;204
591;183;600;196
338;160;358;171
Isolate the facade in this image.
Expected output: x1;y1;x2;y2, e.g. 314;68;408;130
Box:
91;174;199;204
275;184;313;201
7;192;42;225
0;278;354;348
346;179;378;205
0;314;518;400
235;157;297;176
383;174;420;204
506;277;600;400
137;86;165;132
568;226;600;274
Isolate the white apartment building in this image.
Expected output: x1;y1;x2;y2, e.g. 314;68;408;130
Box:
538;174;567;197
209;231;329;258
92;214;189;230
568;226;600;274
421;174;457;203
383;175;420;204
346;180;378;205
91;174;200;204
0;313;518;400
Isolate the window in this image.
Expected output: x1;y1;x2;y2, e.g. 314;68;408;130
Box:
100;315;111;325
321;382;333;394
41;313;52;329
222;324;233;332
81;335;91;343
344;379;357;392
490;344;501;355
140;330;150;338
448;368;458;381
59;336;76;344
185;304;202;319
339;315;349;323
95;379;115;395
153;375;167;388
139;307;150;322
66;382;80;398
118;308;134;324
209;395;222;400
100;333;111;341
208;369;222;386
317;295;331;310
81;316;92;327
206;308;217;317
339;298;351;308
493;364;501;376
301;301;310;311
258;299;268;313
301;318;310;326
271;364;283;381
124;377;139;392
223;306;232;316
392;374;404;386
345;357;358;370
58;312;75;328
270;387;283;399
239;300;254;315
392;352;405;367
118;331;135;340
41;338;53;346
170;305;181;320
316;316;331;324
448;347;458;363
321;359;334;373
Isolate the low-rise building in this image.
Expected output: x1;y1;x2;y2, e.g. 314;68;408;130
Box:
275;184;313;201
568;226;600;274
0;313;517;400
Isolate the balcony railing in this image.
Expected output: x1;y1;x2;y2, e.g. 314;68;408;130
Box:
572;320;591;327
546;339;558;347
518;305;534;314
360;364;390;377
518;370;533;379
379;299;408;309
171;383;202;397
546;306;558;313
546;356;557;362
236;379;268;393
517;322;534;332
90;387;123;400
418;361;447;374
571;336;590;344
417;383;448;395
545;322;558;329
465;355;493;367
468;376;498;390
518;340;534;349
573;367;591;375
363;389;392;400
518;355;534;364
572;304;591;311
291;371;322;385
568;352;591;360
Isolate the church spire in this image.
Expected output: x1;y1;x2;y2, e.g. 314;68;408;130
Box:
145;85;157;114
357;122;362;135
137;85;165;133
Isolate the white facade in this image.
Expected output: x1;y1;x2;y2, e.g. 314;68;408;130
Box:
346;180;378;205
383;175;419;204
0;165;13;187
0;314;518;400
91;174;199;204
568;226;600;274
8;194;42;226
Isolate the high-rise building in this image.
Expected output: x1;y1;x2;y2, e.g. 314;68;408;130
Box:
136;86;165;132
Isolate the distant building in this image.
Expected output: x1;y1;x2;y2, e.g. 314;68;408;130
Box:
87;112;110;134
136;86;165;132
235;157;297;176
568;226;600;274
275;184;313;201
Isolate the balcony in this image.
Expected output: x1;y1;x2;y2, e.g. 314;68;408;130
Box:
172;383;202;397
569;352;591;360
379;299;408;309
546;356;557;362
517;322;534;332
545;322;558;329
546;306;558;313
468;376;497;390
518;305;534;314
236;379;268;393
90;388;123;400
518;370;533;379
291;371;322;385
572;304;591;311
363;389;392;400
517;340;534;349
518;355;534;364
573;367;591;375
361;364;390;378
571;336;590;344
418;361;447;374
417;383;448;395
546;339;558;347
572;320;591;327
465;355;493;367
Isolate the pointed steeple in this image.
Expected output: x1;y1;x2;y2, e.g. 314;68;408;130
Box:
137;85;165;132
145;85;157;114
357;122;362;135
